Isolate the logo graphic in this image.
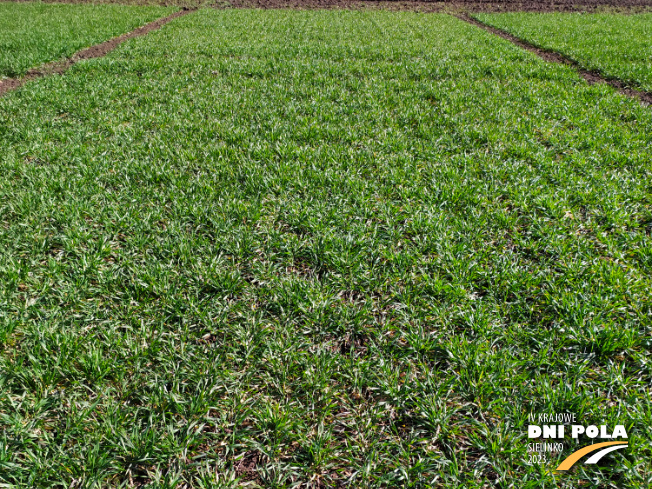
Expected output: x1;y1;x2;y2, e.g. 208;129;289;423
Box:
526;413;629;473
555;441;628;472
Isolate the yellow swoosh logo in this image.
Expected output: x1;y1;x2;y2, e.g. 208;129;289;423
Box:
555;441;628;472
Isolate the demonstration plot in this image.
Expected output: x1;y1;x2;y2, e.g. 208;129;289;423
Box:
0;9;650;487
475;12;652;92
0;2;174;78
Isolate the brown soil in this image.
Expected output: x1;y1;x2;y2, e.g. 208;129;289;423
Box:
460;14;652;105
3;0;652;12
233;450;262;482
224;0;652;12
0;9;192;97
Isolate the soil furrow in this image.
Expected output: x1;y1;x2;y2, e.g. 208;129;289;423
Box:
0;9;193;97
459;13;652;105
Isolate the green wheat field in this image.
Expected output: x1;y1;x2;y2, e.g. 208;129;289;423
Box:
0;5;650;488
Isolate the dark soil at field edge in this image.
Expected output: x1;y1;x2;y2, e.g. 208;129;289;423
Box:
225;0;652;12
2;0;652;12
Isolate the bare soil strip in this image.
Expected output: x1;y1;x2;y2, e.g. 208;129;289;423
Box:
223;0;652;13
0;9;192;97
3;0;652;12
460;14;652;105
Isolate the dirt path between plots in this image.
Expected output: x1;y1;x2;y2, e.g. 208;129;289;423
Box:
459;14;652;105
0;9;192;97
3;4;651;106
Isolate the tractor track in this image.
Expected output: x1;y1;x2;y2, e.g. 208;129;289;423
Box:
0;9;193;97
458;13;652;105
2;4;651;108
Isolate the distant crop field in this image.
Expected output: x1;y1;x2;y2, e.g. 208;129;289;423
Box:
475;12;652;91
1;7;651;488
0;2;174;78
